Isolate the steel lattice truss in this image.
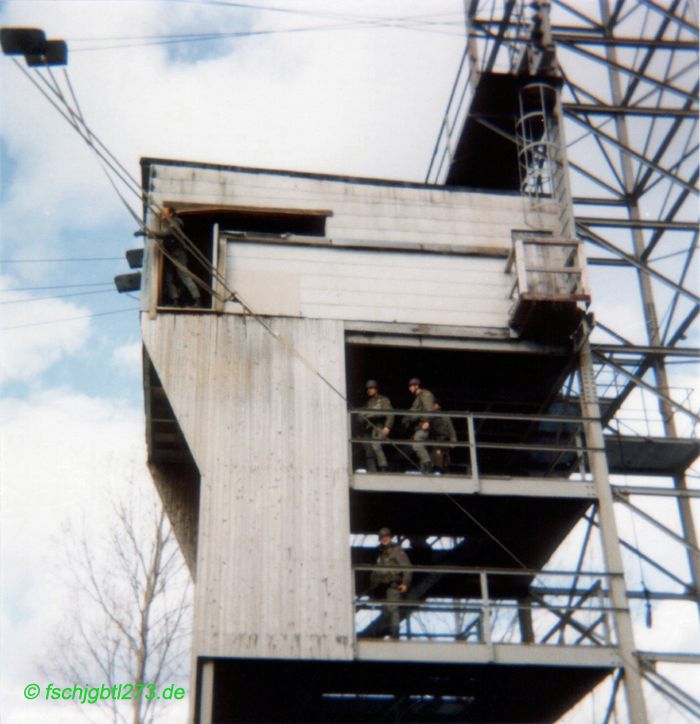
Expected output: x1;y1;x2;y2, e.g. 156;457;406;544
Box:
552;0;699;435
428;1;699;720
434;1;699;431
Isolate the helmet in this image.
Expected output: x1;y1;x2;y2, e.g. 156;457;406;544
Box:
378;527;392;537
408;377;421;386
365;379;379;389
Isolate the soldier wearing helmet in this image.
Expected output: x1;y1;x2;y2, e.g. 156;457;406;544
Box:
404;377;436;473
359;379;394;473
368;528;412;639
148;206;202;308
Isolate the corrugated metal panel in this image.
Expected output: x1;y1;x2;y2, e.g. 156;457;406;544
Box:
142;314;354;661
225;243;511;328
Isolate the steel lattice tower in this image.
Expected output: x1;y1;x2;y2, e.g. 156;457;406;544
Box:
427;1;699;719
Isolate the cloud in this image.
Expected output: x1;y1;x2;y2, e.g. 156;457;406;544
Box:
0;276;92;385
0;388;155;721
0;0;463;253
111;340;142;374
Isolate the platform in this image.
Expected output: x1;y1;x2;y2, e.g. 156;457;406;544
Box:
207;652;615;723
350;489;591;574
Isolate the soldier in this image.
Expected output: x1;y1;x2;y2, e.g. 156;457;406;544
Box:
368;527;412;639
404;377;435;473
150;206;201;307
360;380;394;473
431;399;457;474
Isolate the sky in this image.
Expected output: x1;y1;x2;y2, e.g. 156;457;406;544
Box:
0;1;698;723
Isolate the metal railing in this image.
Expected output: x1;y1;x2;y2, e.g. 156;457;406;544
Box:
506;237;590;304
348;408;600;480
354;564;620;647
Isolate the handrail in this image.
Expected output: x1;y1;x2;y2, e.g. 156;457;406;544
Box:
353;563;620;579
348;407;596;478
349;408;600;424
353;563;619;646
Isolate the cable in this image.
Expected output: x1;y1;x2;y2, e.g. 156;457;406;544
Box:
0;257;123;263
63;7;466;52
11;59;144;219
69;22;463;53
650;246;700;263
0;282;114;292
0;289;116;305
0;307;139;331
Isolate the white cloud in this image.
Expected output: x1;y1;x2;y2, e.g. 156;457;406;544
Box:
0;276;92;385
0;388;157;722
0;0;463;256
112;340;142;374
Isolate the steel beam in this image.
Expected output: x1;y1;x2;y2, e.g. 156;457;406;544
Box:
592;344;700;358
614;493;700;555
637;0;700;36
612;484;700;498
578;225;700;304
554;32;698;49
598;306;699;426
557;41;697;104
641;168;699;262
576;217;698;231
567;113;698;196
564;103;699;118
579;337;649;723
593;351;700;424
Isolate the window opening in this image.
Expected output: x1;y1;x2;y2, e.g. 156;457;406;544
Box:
157;209;215;310
155;208;328;311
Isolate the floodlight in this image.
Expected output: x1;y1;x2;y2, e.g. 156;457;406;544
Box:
0;27;46;55
114;273;141;293
126;248;144;269
26;39;67;67
1;27;67;66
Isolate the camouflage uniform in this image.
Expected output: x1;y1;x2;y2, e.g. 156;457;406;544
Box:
361;394;394;471
153;216;201;306
369;543;412;638
405;388;435;467
431;413;457;471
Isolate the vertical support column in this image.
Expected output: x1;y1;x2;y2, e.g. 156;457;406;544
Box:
467;414;479;484
480;570;492;647
578;339;648;724
518;597;535;644
198;660;215;724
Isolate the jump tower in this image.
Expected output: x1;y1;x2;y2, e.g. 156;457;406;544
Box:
136;2;699;721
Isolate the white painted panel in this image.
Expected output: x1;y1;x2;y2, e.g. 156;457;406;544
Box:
225;242;512;329
142;315;354;661
229;269;301;316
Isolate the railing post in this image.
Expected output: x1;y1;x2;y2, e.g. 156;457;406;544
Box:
514;238;528;296
467;414;479;484
575;430;587;478
348;410;354;478
480;570;491;646
599;584;612;646
518;596;535;644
